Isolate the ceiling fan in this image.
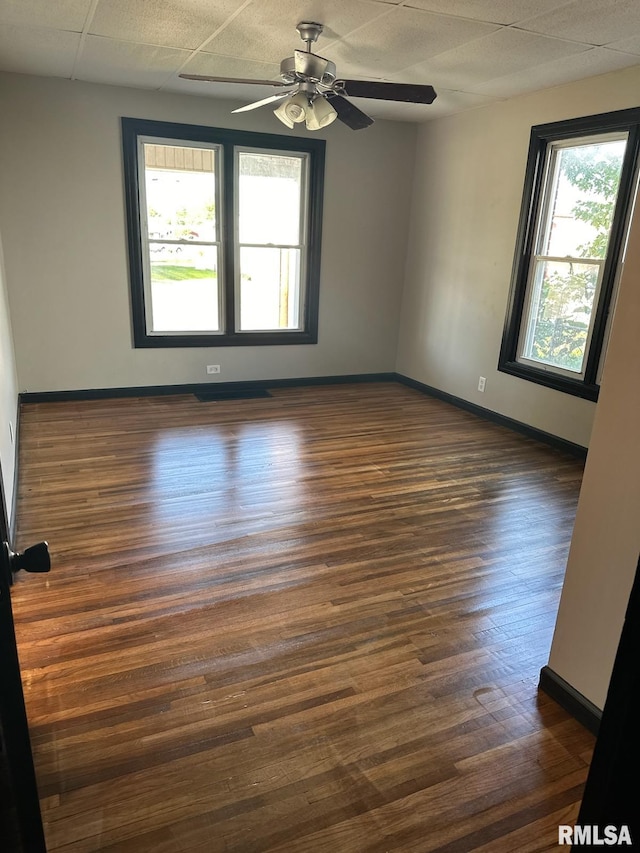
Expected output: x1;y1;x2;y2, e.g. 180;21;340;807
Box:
180;21;437;131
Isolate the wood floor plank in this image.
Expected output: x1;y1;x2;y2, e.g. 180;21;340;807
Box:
11;383;595;851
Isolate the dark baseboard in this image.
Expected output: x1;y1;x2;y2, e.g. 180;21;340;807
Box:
21;373;588;460
394;374;588;459
539;666;602;735
18;373;396;404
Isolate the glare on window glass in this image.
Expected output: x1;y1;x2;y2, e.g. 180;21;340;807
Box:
238;152;302;245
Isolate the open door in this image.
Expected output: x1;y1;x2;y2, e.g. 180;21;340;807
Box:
0;537;51;853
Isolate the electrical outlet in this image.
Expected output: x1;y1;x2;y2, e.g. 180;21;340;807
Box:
478;376;486;392
206;365;221;375
8;421;14;443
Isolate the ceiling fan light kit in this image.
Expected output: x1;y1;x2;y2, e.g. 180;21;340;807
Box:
277;91;308;125
305;94;339;130
273;87;338;131
180;21;437;132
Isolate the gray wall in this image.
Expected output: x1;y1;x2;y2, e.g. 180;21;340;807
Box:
0;73;416;392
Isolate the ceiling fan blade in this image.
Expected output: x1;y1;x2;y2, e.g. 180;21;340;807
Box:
339;80;437;104
179;73;287;87
232;90;295;114
327;95;374;131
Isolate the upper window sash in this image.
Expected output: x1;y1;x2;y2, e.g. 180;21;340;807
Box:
535;133;627;259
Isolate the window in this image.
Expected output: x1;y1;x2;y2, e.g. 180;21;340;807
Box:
122;118;325;347
499;108;640;400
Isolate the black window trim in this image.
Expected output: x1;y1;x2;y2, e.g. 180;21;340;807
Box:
121;117;326;348
498;107;640;401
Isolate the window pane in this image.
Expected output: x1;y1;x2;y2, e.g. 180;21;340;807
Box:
541;137;626;259
238;152;303;245
238;247;301;331
144;144;217;242
149;245;219;332
522;260;600;373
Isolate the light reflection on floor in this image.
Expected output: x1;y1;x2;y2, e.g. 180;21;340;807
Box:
149;421;304;537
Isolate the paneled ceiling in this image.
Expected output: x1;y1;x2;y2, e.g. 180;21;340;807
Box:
2;0;640;122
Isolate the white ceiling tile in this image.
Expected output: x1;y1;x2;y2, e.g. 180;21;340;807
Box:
324;6;500;78
604;35;640;58
401;0;571;26
179;52;281;80
0;0;93;31
89;0;248;50
0;25;79;77
467;46;640;98
76;36;190;88
517;0;640;47
395;27;590;90
203;0;392;65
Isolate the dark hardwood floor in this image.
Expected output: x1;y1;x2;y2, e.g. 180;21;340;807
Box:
11;383;594;852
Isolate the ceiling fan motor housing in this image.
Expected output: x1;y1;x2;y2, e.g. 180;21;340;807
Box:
280;54;336;87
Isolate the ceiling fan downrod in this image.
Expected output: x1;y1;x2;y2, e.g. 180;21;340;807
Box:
296;21;324;51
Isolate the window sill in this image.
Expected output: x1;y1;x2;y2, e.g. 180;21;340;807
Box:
133;330;318;348
498;360;600;402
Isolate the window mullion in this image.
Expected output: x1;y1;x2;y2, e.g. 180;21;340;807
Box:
222;142;236;335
